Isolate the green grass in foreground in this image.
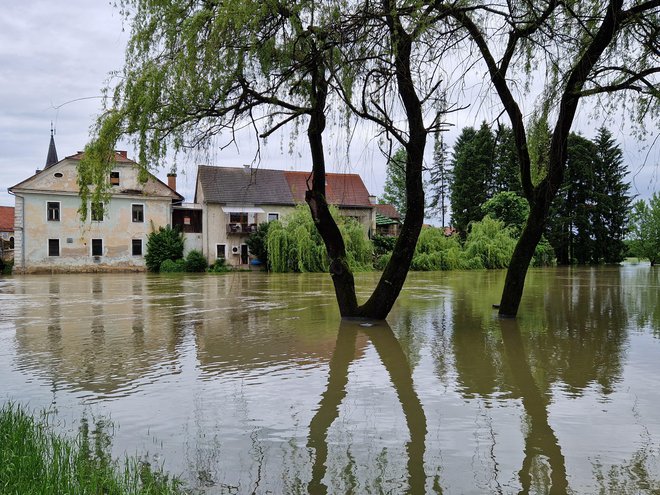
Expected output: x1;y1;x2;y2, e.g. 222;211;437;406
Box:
0;403;185;494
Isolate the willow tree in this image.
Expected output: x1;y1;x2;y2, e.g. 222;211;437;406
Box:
439;0;660;317
80;0;458;319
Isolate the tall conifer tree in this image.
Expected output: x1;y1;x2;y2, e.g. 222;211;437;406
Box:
592;127;631;263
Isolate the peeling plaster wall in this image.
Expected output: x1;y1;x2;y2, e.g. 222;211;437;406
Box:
13;160;177;273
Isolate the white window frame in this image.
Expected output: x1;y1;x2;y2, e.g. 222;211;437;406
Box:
91;238;104;257
216;243;226;259
267;212;279;222
47;238;60;257
131;238;143;256
110;171;120;186
132;203;145;223
47;201;61;222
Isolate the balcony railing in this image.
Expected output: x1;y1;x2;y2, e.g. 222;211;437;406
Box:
226;223;257;234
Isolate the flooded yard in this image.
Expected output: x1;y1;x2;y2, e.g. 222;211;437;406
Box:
1;266;659;493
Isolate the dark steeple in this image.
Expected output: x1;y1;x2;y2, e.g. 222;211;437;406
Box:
45;124;58;169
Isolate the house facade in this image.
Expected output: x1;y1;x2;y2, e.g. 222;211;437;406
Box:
9;143;182;273
194;165;376;267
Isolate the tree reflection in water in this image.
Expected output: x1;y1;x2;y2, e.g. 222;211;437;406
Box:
307;320;430;494
499;318;568;494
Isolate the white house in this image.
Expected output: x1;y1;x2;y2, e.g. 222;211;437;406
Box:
9;134;183;273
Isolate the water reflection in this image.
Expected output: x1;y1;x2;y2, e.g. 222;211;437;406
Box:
499;318;568;494
307;320;428;494
2;268;660;493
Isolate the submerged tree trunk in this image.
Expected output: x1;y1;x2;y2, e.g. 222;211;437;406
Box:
305;2;427;320
498;192;550;317
305;63;360;318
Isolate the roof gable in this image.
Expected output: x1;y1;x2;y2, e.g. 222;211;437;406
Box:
9;152;183;201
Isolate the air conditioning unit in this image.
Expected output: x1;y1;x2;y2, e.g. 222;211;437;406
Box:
231;245;240;255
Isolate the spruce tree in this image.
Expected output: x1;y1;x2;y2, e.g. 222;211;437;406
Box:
450;123;494;235
427;132;451;227
547;134;598;264
492;125;522;195
591;127;631;263
381;147;408;220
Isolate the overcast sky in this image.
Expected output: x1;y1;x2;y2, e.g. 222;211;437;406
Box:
1;1;658;214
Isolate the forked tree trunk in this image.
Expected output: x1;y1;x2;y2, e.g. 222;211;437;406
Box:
305;3;427;320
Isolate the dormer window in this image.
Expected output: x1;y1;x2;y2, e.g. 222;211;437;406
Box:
110;171;120;186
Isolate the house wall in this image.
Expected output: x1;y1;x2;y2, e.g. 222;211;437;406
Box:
338;206;376;235
11;159;179;273
16;193;171;273
204;204;297;267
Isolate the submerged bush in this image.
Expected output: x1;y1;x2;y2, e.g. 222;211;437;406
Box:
209;257;230;273
145;225;184;273
184;250;208;272
160;258;186;273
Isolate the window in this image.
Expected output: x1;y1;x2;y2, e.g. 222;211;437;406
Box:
132;204;144;223
91;239;103;257
9;237;14;250
110;171;120;186
132;239;143;256
268;212;279;222
229;212;248;224
91;202;104;222
216;244;226;259
47;202;60;221
48;239;60;256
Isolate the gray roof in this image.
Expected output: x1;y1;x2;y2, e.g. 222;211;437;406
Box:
197;165;295;205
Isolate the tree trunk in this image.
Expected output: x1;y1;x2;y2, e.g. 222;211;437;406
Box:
305;66;359;318
498;191;550;317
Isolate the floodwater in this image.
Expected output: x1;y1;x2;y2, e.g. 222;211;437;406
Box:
1;266;659;494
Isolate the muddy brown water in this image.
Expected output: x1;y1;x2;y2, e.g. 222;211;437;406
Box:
1;265;659;494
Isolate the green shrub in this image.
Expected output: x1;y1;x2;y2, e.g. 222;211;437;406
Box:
145;226;184;272
463;217;517;269
1;259;12;275
266;205;373;273
184;250;208;272
246;222;270;268
374;252;391;270
159;259;185;273
372;234;397;256
532;237;556;266
209;258;230;273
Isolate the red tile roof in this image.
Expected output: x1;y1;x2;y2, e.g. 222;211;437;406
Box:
284;171;373;207
0;206;14;232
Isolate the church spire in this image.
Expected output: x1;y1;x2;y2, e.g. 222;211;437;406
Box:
45;123;58;169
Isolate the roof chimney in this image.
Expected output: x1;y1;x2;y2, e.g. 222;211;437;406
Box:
116;150;128;159
167;173;177;191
